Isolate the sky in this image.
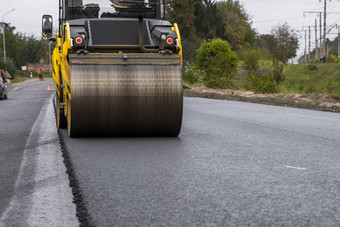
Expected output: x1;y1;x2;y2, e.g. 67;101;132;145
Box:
1;0;340;58
240;0;340;58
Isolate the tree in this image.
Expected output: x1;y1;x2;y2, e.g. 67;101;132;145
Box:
0;28;49;70
166;0;197;64
196;38;239;88
166;0;196;40
269;23;299;64
195;0;225;40
243;49;259;73
217;0;256;50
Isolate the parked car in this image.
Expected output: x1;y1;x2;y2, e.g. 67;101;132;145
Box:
0;76;8;100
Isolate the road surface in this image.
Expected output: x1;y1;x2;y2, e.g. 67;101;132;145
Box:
0;80;78;226
1;81;340;226
62;97;340;226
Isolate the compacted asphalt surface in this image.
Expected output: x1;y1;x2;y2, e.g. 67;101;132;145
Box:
0;80;78;226
60;97;340;226
1;80;340;226
0;81;52;216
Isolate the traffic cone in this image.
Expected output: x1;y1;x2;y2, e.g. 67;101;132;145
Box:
47;85;51;92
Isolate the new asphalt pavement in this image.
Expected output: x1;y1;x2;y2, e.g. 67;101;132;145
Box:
0;80;78;226
60;97;340;226
1;80;340;226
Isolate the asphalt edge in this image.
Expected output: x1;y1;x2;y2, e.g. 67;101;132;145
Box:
184;89;340;113
52;96;93;227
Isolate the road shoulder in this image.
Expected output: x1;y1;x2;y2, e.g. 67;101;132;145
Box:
184;86;340;113
0;95;79;226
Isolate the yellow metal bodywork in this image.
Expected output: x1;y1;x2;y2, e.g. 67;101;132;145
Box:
52;21;182;119
52;23;72;116
172;23;183;66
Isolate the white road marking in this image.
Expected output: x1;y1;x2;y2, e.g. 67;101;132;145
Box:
11;82;41;92
284;165;307;171
0;94;78;227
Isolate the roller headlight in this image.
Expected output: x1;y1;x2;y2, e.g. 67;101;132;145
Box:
166;37;174;45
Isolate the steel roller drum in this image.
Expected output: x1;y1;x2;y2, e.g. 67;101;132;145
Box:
68;54;183;137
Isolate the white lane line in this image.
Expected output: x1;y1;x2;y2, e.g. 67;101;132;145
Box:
284;165;307;171
0;94;79;227
11;82;42;92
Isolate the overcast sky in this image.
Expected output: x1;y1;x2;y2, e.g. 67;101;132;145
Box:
1;0;340;57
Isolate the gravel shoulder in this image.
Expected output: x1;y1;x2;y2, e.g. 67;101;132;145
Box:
184;85;340;113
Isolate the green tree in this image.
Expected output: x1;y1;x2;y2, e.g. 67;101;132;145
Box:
0;28;49;70
0;57;16;77
243;49;259;73
269;23;299;64
166;0;197;64
166;0;196;40
196;38;239;88
195;0;225;40
217;0;256;50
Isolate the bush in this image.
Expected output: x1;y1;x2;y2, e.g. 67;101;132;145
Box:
306;60;318;71
246;74;277;94
196;38;239;89
182;66;202;84
243;49;259;73
0;57;16;78
329;54;340;63
271;59;285;83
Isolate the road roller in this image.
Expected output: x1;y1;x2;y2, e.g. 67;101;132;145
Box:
42;0;183;137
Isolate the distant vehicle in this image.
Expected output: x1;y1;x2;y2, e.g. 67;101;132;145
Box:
0;76;8;100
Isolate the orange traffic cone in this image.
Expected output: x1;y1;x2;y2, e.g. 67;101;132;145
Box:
47;85;51;92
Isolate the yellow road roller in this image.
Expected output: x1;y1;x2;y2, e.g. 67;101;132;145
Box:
42;0;183;137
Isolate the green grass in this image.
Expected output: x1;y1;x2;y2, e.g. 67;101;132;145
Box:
279;63;340;96
238;60;273;69
10;70;52;84
258;60;273;69
183;62;340;96
10;77;27;83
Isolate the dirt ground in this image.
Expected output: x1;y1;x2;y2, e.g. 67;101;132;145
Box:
184;85;340;113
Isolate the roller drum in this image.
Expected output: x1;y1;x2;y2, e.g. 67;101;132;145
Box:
68;63;183;137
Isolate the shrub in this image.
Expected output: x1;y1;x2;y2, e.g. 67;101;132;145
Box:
329;54;340;63
246;74;277;94
306;60;318;71
243;50;259;73
182;66;202;84
271;59;285;83
196;38;239;89
0;57;16;78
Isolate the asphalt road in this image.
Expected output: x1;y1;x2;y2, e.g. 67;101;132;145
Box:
0;80;78;226
60;97;340;226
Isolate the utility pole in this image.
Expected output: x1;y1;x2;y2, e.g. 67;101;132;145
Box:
303;11;324;61
322;0;327;62
338;25;340;58
315;19;319;60
305;30;307;63
320;12;322;61
1;8;15;68
309;26;311;62
303;26;317;62
319;0;340;62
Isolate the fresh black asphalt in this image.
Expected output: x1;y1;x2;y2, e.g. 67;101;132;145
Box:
60;97;340;226
0;80;78;226
0;81;52;216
